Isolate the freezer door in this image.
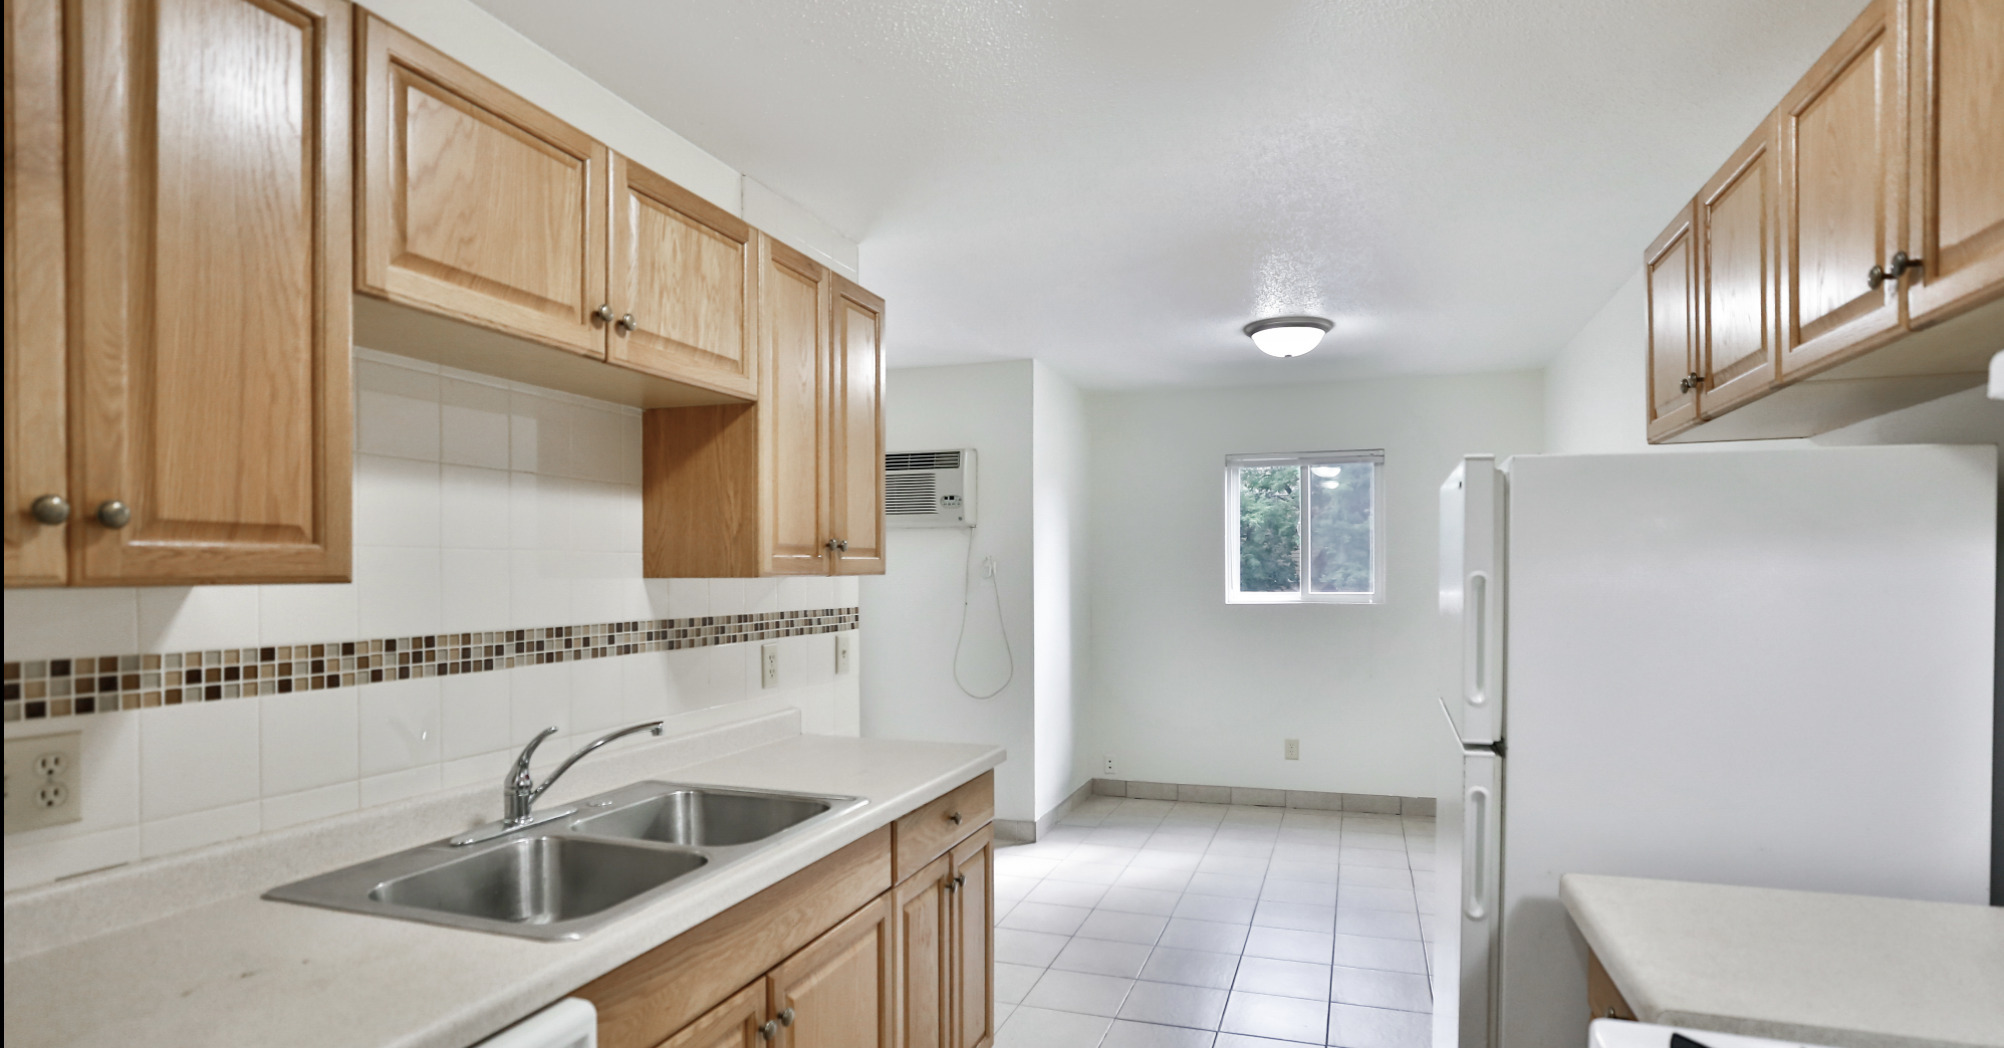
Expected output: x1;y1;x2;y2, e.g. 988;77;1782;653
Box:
1439;456;1504;746
1435;745;1502;1048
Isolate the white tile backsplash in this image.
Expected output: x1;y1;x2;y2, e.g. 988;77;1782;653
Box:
3;349;863;889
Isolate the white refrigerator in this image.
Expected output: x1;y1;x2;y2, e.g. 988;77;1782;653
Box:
1431;445;1997;1048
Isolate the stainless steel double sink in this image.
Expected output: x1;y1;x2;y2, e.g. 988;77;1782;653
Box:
265;782;866;941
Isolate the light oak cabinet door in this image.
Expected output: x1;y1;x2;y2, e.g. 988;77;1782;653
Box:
1697;120;1781;417
828;276;885;576
357;14;607;358
895;854;954;1048
608;154;759;399
660;983;770;1048
1904;0;2004;326
759;236;831;577
70;0;352;584
3;0;68;587
769;894;895;1048
1778;0;1906;376
949;828;994;1048
1644;205;1700;441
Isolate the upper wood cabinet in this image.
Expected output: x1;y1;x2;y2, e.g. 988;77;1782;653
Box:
1777;0;1906;377
357;14;606;357
642;236;886;578
3;0;69;587
1696;120;1781;417
1904;0;2004;327
67;0;353;584
1646;0;2002;444
1644;205;1699;441
828;276;886;576
608;154;760;399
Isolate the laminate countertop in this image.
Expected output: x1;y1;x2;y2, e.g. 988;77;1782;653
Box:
2;714;1003;1048
1560;874;2004;1048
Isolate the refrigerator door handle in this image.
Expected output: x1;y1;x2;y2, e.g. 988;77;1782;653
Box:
1464;571;1490;706
1463;784;1492;920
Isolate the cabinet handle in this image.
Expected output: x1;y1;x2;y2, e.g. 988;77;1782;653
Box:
778;1008;795;1027
759;1020;778;1040
1866;263;1887;289
948;811;962;825
826;538;848;554
97;500;131;529
615;313;637;335
1678;372;1701;394
1888;251;1921;280
954;872;967;888
30;494;70;525
593;304;614;323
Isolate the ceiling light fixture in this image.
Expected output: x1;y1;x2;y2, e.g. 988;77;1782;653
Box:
1242;315;1334;358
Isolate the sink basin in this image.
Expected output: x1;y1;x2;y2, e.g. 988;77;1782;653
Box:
368;836;706;925
265;780;865;940
572;788;832;847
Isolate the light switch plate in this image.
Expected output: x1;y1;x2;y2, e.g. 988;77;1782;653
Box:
5;731;82;834
760;644;779;689
834;634;852;675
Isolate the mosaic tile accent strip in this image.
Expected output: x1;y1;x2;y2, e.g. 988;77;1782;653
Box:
1;607;860;723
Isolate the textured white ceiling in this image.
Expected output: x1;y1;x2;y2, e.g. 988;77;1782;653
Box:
471;0;1865;388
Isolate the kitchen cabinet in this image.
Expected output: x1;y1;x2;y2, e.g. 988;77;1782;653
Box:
642;237;887;578
768;895;895;1048
3;0;68;587
577;773;994;1048
356;14;606;358
1645;0;2003;444
1695;121;1781;417
827;277;887;576
1644;205;1699;442
1776;0;1906;377
608;154;760;400
1903;0;2004;327
67;0;354;584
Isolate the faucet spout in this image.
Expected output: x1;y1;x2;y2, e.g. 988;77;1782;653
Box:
502;721;665;828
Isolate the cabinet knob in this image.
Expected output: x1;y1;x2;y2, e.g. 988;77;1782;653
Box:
825;538;848;554
1678;372;1701;394
594;304;614;323
97;500;131;529
948;811;962;826
758;1019;778;1040
615;313;637;335
778;1008;795;1027
1888;251;1921;280
954;872;967;888
30;494;70;525
1866;263;1887;289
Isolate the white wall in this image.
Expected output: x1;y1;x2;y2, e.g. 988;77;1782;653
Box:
1084;372;1546;799
1032;364;1092;817
861;363;1038;822
2;351;860;890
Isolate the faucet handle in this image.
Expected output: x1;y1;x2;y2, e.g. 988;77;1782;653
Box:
509;725;561;783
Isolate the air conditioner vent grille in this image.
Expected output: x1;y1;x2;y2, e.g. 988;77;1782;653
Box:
885;472;938;516
885;450;962;472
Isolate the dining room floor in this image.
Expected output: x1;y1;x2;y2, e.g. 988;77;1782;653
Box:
991;794;1437;1048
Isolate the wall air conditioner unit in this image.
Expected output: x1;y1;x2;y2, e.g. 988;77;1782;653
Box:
885;449;976;528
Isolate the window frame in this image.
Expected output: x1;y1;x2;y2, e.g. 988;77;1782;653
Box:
1224;449;1386;605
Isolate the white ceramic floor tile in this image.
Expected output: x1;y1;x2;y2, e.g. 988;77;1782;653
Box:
1000;901;1093;936
1233;956;1333;1001
1331;934;1429;975
1187;872;1266;899
1097;885;1183;916
996;928;1070;967
1338;885;1419;913
1027;878;1111;908
995;1005;1112;1048
1052;937;1154;978
995;962;1044;1004
1076;909;1171;945
1335;908;1422;942
1220;991;1327;1044
1139;946;1241;989
1159;918;1251;954
1102;1019;1218;1048
1243;927;1336;964
1022;969;1135;1017
1329;967;1431;1012
1117;980;1230;1030
1326;1002;1430;1048
1252;900;1337;933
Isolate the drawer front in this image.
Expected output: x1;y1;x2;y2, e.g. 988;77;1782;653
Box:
893;772;994;884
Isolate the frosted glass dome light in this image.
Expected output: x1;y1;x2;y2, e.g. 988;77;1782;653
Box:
1243;315;1334;358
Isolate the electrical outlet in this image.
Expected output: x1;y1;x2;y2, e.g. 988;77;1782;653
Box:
834;634;852;676
1284;738;1300;761
5;731;82;834
1103;755;1117;776
760;643;779;689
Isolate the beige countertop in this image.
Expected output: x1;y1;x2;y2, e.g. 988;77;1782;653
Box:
1561;874;2004;1048
3;715;1003;1048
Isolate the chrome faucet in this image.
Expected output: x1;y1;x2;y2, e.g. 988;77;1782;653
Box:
452;720;664;846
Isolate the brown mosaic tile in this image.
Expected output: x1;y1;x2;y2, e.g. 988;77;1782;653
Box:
2;607;860;724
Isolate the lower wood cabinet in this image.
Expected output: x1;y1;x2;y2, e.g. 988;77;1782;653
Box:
576;772;995;1048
